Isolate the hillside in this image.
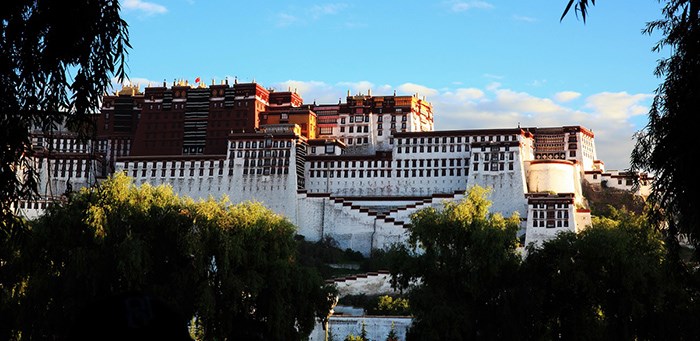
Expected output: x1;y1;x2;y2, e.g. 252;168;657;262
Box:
582;180;646;217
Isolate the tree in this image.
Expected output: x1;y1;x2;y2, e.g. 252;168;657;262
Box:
630;0;700;252
1;2;130;335
387;186;523;340
522;208;700;339
385;322;399;341
6;174;335;340
343;321;368;341
365;295;410;316
0;0;129;228
563;1;700;252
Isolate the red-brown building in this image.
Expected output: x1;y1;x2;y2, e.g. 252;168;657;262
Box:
99;80;276;158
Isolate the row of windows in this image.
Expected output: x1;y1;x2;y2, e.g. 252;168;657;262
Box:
124;160;224;170
49;159;91;178
309;158;470;169
34;137;90;153
472;152;515;161
309;145;336;154
532;219;570;228
231;149;291;159
131;166;223;178
396;135;518;146
343;137;370;145
233;140;293;149
243;167;289;176
472;162;515;171
532;204;572;228
243;158;289;167
309;168;469;179
397;144;467;153
532;203;570;209
339;125;369;133
533;210;570;219
340;114;407;124
15;201;56;210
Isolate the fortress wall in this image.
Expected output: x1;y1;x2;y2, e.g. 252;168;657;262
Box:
305;171;468;197
309;316;412;341
524;204;577;248
526;160;577;194
471;172;529;218
469;148;529;218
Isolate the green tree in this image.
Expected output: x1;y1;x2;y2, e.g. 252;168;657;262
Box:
344;321;368;341
563;1;700;253
630;0;700;252
385;322;399;341
387;185;522;340
1;3;130;337
365;295;410;316
0;0;129;230
7;173;335;340
522;209;700;339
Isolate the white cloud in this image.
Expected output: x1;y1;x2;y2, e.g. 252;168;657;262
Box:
275;3;349;27
443;88;485;101
584;92;652;122
310;3;348;19
491;89;562;114
109;77;161;93
122;0;167;15
337;81;376;95
275;13;299;27
513;14;537;22
448;1;493;12
396;83;439;98
554;91;582;102
272;80;338;103
529;79;547;87
482;73;504;80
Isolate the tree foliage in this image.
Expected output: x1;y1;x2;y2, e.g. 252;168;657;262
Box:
388;186;523;340
0;0;129;228
1;3;130;335
563;0;700;253
561;0;596;23
389;187;700;340
521;209;700;340
4;173;335;340
630;0;700;250
365;295;410;316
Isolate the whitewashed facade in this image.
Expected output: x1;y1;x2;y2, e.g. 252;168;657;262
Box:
16;122;651;254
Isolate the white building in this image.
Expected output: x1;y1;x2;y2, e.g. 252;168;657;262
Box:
15;94;649;255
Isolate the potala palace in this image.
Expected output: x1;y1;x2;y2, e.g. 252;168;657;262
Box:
16;80;652;255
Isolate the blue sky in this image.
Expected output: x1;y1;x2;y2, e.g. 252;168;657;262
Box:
118;0;668;170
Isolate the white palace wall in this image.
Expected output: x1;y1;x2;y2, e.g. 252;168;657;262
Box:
20;125;641;255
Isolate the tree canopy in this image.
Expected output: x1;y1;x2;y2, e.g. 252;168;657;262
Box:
563;0;700;253
387;186;523;340
1;3;130;332
388;188;700;340
522;209;698;340
630;0;700;251
3;173;336;340
1;0;129;229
